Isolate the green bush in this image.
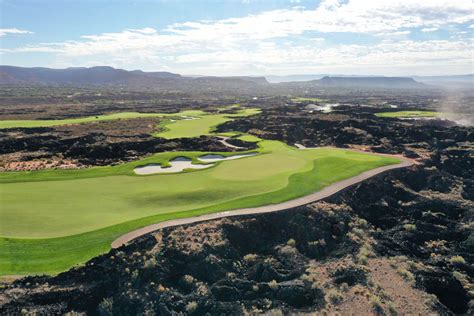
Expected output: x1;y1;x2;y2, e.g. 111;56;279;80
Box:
449;255;466;265
326;289;344;304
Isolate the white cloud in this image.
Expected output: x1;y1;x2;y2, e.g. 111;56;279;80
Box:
3;0;474;75
421;27;439;32
375;30;411;37
0;28;33;37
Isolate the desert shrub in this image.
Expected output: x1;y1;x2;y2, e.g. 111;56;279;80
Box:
243;253;258;262
396;267;415;282
356;243;374;265
352;228;365;238
370;295;383;313
357;254;368;265
424;240;447;252
64;312;85;316
279;245;297;256
183;274;195;284
407;260;427;271
264;309;284;316
340;282;349;292
268;280;278;289
98;298;114;316
356;218;368;228
449;255;466;265
131;270;139;281
403;224;417;232
143;256;157;269
326;288;344;304
387;302;398;315
196;282;209;296
185;301;198;313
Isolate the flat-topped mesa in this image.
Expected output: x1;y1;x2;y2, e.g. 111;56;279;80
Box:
316;76;425;89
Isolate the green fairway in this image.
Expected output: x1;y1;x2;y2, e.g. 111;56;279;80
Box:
0;107;401;275
0;107;259;133
0;141;399;239
0;112;170;129
155;108;260;139
375;111;440;118
0;141;400;275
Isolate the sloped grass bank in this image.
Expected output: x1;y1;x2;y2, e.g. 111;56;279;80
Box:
0;141;399;275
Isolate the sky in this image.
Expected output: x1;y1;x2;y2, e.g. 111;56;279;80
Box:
0;0;473;76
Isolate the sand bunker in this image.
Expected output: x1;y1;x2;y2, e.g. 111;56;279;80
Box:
134;157;212;175
180;116;198;120
198;153;256;162
134;153;257;175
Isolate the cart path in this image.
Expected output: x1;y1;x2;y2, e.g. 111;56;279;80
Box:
112;148;416;248
217;136;245;149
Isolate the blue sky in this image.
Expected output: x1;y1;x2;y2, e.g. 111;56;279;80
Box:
1;0;473;76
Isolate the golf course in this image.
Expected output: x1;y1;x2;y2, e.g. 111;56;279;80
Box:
375;110;440;118
0;107;260;131
0;108;402;276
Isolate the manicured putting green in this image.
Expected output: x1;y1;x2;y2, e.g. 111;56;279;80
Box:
0;140;399;275
375;111;440;118
237;134;262;142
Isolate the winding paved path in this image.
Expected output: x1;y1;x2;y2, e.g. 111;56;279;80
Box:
112;148;416;248
217;136;245;149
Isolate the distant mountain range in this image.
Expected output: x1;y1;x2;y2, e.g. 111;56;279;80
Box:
0;65;445;91
413;74;473;89
267;73;472;82
265;74;379;83
316;76;425;89
0;66;184;86
0;66;271;92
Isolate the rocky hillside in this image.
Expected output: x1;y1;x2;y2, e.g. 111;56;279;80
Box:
1;138;472;315
0;66;269;92
1;66;429;92
316;76;426;89
0;104;472;315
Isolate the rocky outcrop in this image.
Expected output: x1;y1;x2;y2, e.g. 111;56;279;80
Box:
1;105;472;315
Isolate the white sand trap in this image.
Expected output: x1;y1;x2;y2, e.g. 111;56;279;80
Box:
306;103;340;113
198;153;256;163
180;116;198;120
134;157;212;175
